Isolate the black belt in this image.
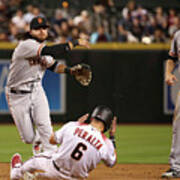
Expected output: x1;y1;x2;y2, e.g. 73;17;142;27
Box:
53;160;60;171
10;89;32;94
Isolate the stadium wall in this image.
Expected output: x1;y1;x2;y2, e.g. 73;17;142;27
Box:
0;43;172;123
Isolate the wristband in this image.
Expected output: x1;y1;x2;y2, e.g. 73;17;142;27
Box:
70;39;79;47
110;136;116;148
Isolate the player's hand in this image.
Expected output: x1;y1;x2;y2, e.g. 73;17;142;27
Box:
109;116;117;137
165;73;178;86
78;38;90;48
78;113;89;123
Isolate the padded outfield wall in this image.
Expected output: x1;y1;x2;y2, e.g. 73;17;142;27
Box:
0;43;173;123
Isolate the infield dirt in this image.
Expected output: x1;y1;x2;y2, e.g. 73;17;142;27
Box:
0;163;176;180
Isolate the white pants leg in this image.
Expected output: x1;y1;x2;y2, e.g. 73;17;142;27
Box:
6;89;35;144
32;86;57;153
11;156;60;180
169;92;180;171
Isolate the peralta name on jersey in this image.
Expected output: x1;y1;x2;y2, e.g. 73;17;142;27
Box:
74;128;103;150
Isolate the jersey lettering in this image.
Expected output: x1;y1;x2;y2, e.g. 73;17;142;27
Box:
71;142;87;160
74;127;103;150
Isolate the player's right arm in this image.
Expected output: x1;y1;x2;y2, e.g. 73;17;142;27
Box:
49;121;78;145
165;32;179;86
40;39;89;57
16;38;89;60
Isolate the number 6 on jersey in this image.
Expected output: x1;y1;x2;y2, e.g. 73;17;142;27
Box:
71;142;87;160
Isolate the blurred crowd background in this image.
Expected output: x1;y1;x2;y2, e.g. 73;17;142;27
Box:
0;0;180;43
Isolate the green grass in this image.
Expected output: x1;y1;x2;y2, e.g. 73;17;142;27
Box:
0;124;172;164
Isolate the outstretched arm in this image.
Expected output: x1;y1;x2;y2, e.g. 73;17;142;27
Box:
40;39;89;57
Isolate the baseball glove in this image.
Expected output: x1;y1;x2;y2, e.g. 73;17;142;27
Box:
70;63;92;86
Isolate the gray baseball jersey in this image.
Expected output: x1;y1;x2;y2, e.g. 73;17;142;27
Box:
168;30;180;171
10;121;116;180
6;38;57;154
6;39;52;90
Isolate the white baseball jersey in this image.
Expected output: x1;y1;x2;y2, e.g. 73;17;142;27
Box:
52;121;116;179
10;121;116;180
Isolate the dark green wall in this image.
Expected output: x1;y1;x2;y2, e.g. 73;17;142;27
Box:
0;49;172;123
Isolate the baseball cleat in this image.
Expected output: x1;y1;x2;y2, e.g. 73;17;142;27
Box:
161;168;180;178
11;153;22;169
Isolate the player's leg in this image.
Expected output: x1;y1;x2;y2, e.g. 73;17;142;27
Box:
32;87;57;153
6;91;35;144
162;92;180;178
21;156;59;179
10;153;58;180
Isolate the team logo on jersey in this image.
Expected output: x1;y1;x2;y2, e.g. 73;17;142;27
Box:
38;18;43;24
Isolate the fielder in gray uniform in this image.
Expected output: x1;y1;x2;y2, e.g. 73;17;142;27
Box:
5;16;89;155
10;105;117;180
162;30;180;178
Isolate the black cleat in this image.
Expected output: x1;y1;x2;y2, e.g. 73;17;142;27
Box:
162;168;180;178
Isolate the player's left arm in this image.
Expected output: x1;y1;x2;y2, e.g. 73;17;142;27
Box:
46;60;77;75
109;116;117;166
47;60;92;86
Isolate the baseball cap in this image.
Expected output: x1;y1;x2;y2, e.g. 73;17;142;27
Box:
30;16;49;30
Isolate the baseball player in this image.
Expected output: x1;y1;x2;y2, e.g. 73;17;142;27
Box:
162;30;180;178
10;105;117;180
5;16;89;155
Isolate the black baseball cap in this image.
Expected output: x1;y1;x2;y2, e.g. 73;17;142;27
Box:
30;16;49;30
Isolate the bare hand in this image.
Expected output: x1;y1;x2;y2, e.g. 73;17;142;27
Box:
78;39;90;48
165;73;178;86
78;113;89;123
109;116;117;137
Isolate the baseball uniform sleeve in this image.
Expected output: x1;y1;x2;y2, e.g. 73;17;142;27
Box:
102;139;117;167
54;121;78;144
169;32;178;57
15;39;45;58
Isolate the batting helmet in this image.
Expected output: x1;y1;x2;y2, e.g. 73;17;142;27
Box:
91;105;113;132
